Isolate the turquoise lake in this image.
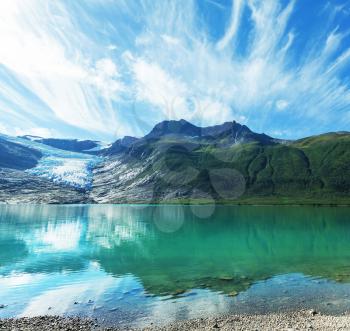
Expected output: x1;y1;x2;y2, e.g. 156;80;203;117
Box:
0;204;350;327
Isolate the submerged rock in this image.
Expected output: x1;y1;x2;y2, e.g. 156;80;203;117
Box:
219;276;234;281
173;289;187;296
309;309;318;316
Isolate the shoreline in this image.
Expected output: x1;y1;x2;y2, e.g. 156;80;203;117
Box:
1;200;350;206
1;311;350;330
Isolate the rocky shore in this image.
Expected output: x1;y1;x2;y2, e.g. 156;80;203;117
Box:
1;311;350;331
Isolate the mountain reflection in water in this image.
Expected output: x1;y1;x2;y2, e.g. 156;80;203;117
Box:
0;204;350;325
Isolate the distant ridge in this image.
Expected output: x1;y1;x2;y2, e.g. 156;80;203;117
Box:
21;136;100;153
0;120;349;204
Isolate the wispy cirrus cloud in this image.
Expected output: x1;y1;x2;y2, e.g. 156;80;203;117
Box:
126;0;350;136
216;0;244;51
0;0;349;140
0;0;126;138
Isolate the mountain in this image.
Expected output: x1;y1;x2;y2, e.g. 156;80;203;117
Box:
101;120;276;160
103;136;139;156
21;136;105;154
91;121;350;204
143;119;274;144
0;121;349;204
0;134;98;203
144;119;201;139
0;136;42;170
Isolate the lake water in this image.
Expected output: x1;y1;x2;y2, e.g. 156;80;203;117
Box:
0;204;350;327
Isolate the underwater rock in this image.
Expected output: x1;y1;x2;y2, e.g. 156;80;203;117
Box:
219;276;234;281
173;289;186;296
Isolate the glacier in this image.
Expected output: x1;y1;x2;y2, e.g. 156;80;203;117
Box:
0;134;101;189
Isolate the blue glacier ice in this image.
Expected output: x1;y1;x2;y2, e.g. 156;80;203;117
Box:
0;134;101;189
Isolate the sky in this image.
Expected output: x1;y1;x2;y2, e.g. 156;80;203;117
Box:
0;0;349;141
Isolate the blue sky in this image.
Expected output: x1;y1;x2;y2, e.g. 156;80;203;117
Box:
0;0;349;141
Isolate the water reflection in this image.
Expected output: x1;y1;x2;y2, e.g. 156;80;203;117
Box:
86;206;350;295
0;204;350;324
86;205;149;248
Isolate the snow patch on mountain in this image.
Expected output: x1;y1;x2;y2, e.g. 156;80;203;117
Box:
83;142;112;152
21;135;43;141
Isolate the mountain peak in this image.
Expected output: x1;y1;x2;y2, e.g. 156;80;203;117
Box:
143;119;274;144
145;119;201;139
201;121;244;136
104;135;139;155
103;119;275;156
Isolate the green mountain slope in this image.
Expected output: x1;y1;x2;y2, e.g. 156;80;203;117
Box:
92;122;350;204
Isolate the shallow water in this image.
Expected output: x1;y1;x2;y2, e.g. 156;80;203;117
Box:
0;204;350;327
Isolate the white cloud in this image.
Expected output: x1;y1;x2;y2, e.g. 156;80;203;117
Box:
14;127;54;138
0;122;55;138
132;58;189;119
276;100;289;111
216;0;244;50
125;0;350;136
270;129;292;138
194;98;233;126
0;123;10;135
161;34;181;46
107;44;117;51
0;0;124;137
0;0;349;139
89;58;124;98
95;58;119;77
